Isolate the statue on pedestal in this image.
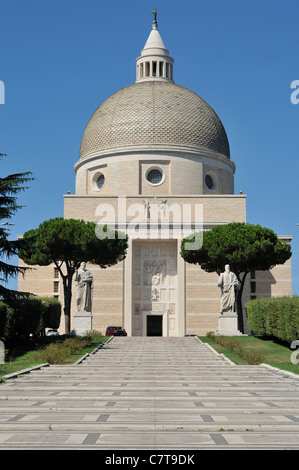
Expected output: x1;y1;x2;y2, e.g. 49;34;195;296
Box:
218;264;239;314
75;262;94;312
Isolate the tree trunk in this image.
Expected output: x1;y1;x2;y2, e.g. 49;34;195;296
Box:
62;274;73;334
236;290;244;333
236;273;247;334
55;261;75;335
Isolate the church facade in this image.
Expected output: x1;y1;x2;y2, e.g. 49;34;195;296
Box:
18;16;292;336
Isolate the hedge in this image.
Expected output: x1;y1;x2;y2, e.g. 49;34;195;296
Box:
206;332;266;364
247;296;299;343
0;297;61;343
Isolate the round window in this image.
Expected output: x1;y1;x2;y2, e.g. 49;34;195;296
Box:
147;169;163;185
205;173;214;190
96;173;105;190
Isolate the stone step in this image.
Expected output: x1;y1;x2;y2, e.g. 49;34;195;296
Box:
0;336;299;449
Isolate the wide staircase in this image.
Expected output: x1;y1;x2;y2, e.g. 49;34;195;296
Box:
0;336;299;449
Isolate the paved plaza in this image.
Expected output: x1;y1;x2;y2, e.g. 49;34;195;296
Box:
0;336;299;450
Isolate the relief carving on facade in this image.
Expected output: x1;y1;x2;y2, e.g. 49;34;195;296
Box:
144;260;166;286
151;288;159;301
134;304;140;315
144;260;166;303
169;303;175;315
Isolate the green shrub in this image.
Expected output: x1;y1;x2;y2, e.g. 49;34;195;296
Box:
31;343;69;364
206;331;216;341
84;330;103;341
247;296;299;344
246;299;265;336
205;334;265;365
63;337;89;353
240;350;265;365
11;297;44;339
0;302;14;340
1;297;61;343
215;335;236;350
235;343;244;356
31;334;93;364
41;297;61;330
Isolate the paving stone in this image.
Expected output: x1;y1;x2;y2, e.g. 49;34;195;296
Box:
0;336;299;449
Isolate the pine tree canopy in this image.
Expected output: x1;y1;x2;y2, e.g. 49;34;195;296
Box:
0;154;33;298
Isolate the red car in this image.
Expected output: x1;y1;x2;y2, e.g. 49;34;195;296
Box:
106;326;126;336
113;329;127;336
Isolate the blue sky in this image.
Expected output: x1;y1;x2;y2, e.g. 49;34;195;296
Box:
1;0;298;294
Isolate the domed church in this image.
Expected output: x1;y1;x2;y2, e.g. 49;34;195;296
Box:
19;13;292;336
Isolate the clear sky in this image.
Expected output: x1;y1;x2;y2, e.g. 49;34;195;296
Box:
1;0;298;294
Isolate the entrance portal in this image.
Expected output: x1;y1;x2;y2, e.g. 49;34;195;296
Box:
132;241;178;336
147;315;163;336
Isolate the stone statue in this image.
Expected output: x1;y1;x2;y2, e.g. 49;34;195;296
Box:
151;288;159;302
151;273;160;285
75;262;94;312
218;264;239;314
160;199;167;218
143;199;151;219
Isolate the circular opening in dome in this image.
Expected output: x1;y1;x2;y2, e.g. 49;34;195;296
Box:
96;173;105;190
147;168;163;185
205;173;218;191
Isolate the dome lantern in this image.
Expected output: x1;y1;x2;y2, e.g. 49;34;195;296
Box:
136;10;174;83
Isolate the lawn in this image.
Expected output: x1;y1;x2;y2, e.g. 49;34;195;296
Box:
0;333;109;380
199;334;299;375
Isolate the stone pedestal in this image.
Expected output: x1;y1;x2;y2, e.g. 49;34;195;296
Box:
218;313;242;336
73;311;92;336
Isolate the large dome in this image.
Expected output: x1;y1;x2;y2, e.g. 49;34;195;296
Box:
79;81;230;160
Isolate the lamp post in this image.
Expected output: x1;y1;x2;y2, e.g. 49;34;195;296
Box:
2;222;14;288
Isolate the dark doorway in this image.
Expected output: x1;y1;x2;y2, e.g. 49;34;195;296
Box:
147;315;163;336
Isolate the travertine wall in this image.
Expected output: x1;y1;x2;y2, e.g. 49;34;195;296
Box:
18;254;292;337
185;264;219;336
184;253;293;336
64;194;247;225
18;248;292;337
18;193;292;337
78;263;124;334
18;263;62;299
75;151;235;197
18;259;124;335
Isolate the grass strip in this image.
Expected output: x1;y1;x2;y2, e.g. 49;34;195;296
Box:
0;332;109;381
200;334;299;374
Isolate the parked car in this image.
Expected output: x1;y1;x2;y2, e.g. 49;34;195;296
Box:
105;326;123;336
113;329;127;336
46;329;59;336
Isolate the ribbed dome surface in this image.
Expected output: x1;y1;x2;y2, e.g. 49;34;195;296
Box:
80;81;230;159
